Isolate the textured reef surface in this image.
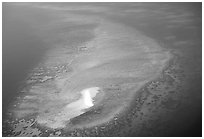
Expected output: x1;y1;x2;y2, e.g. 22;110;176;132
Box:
3;3;201;137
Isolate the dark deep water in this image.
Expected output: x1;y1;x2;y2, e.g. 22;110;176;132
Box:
2;3;202;137
2;3;95;121
2;4;52;120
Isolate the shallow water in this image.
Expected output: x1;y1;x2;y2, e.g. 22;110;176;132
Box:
2;4;48;118
2;3;202;137
2;3;96;120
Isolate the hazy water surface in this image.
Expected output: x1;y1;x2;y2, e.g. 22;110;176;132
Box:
2;3;202;137
3;5;47;117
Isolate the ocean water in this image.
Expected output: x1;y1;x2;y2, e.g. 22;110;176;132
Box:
2;3;96;120
2;3;202;136
2;4;48;119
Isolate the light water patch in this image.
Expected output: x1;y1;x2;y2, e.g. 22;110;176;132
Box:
8;15;171;131
36;87;100;129
81;87;100;107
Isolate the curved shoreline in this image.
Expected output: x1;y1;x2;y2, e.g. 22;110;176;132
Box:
5;17;172;135
3;3;201;137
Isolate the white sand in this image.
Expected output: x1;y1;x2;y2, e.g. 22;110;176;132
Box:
12;18;171;129
36;87;100;129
